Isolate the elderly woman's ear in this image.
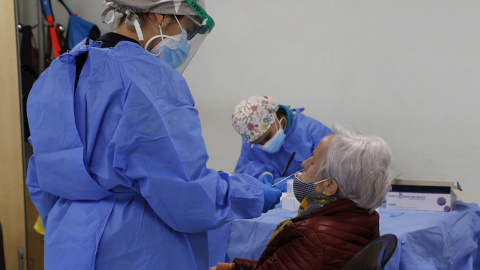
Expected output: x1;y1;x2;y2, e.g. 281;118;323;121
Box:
323;179;338;196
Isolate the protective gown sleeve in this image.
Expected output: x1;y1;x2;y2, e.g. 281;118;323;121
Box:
26;153;59;227
113;53;263;233
234;141;276;178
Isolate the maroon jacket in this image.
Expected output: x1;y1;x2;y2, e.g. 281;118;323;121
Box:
233;199;379;270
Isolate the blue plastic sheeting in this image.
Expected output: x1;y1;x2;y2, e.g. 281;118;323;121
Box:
227;205;295;262
217;201;480;269
380;201;480;270
208;204;295;266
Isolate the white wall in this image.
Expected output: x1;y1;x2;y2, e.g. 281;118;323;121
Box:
190;0;480;202
22;0;480;202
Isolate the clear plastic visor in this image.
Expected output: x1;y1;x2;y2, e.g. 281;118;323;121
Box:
176;15;211;73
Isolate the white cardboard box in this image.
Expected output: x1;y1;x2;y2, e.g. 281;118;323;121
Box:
280;180;301;211
386;179;465;212
281;194;300;211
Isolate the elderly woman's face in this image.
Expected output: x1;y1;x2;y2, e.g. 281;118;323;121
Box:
300;135;333;188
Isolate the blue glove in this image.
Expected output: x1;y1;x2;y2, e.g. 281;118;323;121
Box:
273;176;292;192
261;183;282;213
258;173;274;185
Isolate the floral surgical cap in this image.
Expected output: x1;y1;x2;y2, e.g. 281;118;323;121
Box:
232;95;279;142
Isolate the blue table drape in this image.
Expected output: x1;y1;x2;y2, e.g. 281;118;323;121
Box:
209;201;480;269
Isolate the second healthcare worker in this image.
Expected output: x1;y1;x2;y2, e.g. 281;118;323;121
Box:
232;95;332;191
26;0;281;269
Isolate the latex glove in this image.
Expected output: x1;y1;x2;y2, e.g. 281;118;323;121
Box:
262;183;282;213
257;172;274;185
273;176;292;192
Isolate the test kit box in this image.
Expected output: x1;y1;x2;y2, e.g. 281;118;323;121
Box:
281;195;300;211
281;180;301;211
386;179;463;212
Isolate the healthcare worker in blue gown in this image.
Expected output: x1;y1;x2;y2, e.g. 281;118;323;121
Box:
26;1;281;269
232;95;332;191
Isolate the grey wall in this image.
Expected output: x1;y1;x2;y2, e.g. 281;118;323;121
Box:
21;0;480;202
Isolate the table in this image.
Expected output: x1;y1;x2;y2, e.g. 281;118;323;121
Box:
208;201;480;269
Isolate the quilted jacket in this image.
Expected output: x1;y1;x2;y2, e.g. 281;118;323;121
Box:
232;199;380;270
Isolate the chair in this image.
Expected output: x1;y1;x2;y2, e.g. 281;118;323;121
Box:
340;234;398;270
0;220;6;270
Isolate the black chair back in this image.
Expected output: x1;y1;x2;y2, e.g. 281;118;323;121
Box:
340;234;398;270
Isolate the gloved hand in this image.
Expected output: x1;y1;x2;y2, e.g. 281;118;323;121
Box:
261;183;282;213
273;176;292;192
257;172;274;185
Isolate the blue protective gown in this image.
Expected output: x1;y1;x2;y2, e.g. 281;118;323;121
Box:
26;39;264;270
234;108;332;179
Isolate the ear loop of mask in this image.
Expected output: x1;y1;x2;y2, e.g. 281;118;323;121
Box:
144;15;184;56
294;172;330;185
294;172;332;195
313;178;331;185
277;116;286;132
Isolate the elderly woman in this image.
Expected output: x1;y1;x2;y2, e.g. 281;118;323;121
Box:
214;123;393;270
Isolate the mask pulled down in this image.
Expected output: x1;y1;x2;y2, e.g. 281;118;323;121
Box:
147;29;191;69
293;173;330;203
144;15;192;70
256;118;286;154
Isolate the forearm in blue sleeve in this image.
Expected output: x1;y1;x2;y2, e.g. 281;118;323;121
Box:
114;89;263;233
25;155;59;227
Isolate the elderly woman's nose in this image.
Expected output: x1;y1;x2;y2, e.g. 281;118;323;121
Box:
301;157;312;171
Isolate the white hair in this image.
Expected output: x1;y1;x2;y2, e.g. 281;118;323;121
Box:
316;123;393;213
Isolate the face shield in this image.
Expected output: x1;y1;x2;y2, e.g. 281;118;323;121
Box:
175;0;215;73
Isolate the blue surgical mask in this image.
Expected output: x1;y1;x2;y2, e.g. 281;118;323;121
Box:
256;119;286;154
145;16;191;69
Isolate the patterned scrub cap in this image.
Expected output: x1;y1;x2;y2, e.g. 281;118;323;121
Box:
232;95;279;142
